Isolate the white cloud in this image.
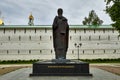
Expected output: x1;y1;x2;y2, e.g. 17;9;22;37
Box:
0;0;113;25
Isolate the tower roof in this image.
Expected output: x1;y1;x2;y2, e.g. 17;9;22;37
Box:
29;14;34;20
0;19;3;25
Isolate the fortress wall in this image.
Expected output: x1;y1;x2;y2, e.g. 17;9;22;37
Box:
0;27;120;60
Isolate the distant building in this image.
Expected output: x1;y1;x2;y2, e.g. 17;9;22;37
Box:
28;13;34;26
0;19;4;26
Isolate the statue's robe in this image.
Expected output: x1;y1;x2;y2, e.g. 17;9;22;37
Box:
52;16;69;59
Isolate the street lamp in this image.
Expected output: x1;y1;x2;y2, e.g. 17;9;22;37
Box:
74;43;82;60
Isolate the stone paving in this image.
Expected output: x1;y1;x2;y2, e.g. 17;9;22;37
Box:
0;67;120;80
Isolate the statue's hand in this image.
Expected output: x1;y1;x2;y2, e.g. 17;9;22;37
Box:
60;31;66;35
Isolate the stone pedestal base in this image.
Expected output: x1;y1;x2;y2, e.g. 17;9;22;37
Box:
30;60;92;76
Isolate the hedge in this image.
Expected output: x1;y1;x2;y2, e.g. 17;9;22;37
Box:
0;58;119;64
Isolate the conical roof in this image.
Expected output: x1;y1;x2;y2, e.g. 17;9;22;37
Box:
29;14;34;20
0;19;3;25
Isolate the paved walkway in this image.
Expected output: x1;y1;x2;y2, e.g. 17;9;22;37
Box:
0;63;119;68
0;68;120;80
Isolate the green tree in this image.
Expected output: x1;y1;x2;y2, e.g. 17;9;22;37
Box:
105;0;120;36
82;10;103;27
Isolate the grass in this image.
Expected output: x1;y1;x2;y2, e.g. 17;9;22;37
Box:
0;66;26;75
0;59;39;64
80;58;120;63
0;58;120;64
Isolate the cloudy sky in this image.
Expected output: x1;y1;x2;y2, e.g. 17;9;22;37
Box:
0;0;113;25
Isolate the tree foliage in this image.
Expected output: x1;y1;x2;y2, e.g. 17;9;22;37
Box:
105;0;120;35
82;10;103;27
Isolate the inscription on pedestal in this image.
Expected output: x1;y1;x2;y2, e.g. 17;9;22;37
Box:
48;66;75;68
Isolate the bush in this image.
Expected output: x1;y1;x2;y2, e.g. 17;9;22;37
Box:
80;58;120;63
0;59;40;64
0;58;120;64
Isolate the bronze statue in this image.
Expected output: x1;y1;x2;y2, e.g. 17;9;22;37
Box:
52;8;69;59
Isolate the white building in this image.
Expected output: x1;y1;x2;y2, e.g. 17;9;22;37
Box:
0;25;120;60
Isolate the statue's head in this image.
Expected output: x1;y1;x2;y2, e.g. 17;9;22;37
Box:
57;8;63;16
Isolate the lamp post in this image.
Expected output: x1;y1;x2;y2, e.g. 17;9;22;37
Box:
74;43;82;60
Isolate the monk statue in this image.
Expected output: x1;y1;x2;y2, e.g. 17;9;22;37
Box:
52;8;69;60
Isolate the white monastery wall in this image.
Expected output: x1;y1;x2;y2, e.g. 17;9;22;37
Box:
0;27;120;60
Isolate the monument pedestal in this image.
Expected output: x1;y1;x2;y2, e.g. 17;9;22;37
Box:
30;60;92;76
